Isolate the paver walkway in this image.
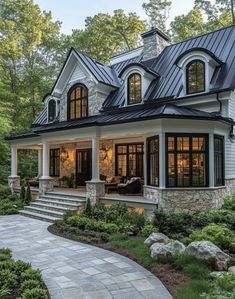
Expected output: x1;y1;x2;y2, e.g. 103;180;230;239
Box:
0;215;173;299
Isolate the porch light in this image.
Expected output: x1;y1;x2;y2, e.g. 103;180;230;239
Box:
100;143;111;161
60;147;69;162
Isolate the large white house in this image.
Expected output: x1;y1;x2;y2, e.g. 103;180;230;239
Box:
7;25;235;216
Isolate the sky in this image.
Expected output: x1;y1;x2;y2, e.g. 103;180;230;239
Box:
34;0;195;34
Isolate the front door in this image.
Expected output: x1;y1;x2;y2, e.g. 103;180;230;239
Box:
76;149;92;186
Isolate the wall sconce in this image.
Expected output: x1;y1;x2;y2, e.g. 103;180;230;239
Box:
60;147;69;162
100;143;110;161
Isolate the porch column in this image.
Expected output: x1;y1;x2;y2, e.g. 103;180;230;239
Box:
209;133;215;187
86;136;105;204
38;149;43;178
144;138;147;185
92;136;100;181
39;141;53;194
8;145;20;192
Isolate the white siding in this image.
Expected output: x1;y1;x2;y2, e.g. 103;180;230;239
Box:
225;91;235;179
69;64;86;83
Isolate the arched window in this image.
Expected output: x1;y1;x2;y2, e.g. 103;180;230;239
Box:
186;60;205;94
48;99;57;122
68;84;88;120
127;73;142;105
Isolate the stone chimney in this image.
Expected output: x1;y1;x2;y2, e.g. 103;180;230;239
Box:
141;28;170;61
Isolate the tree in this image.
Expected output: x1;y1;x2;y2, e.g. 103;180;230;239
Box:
142;0;172;32
70;10;146;63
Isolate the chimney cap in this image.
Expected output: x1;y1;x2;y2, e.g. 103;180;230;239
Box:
141;27;170;42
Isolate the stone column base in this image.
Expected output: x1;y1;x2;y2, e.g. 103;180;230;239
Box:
86;180;105;205
39;177;54;195
8;176;20;193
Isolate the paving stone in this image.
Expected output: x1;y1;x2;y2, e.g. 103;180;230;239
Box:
0;215;173;299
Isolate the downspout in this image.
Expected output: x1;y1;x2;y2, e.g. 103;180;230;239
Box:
215;92;222;115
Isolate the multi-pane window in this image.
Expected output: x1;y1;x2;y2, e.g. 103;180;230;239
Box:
68;85;88;120
186;60;205;94
147;136;159;186
48;100;56;122
214;135;224;186
116;144;144;178
128;73;142;105
50;149;60;177
166;134;208;187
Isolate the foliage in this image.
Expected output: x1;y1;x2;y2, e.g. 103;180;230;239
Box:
84;198;92;216
142;0;172;31
20;288;48;299
66;216;119;234
20;269;42;283
0;199;24;215
222;194;235;211
175;279;211;299
20;280;42;293
59;174;75;188
188;223;235;253
24;185;32;205
0;185;11;199
20;185;26;200
141;224;158;237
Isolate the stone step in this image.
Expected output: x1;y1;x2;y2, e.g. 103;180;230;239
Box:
23;206;64;218
41;195;86;205
19;210;60;223
30;202;78;213
45;191;86;200
35;199;81;209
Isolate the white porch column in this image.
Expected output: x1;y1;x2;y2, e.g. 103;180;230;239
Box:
86;136;105;204
38;149;43;178
11;145;18;177
39;141;53;194
209;133;215;187
144;138;147;185
92;136;100;181
8;145;20;192
159;132;166;188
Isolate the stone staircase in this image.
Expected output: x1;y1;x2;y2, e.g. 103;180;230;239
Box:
19;191;86;223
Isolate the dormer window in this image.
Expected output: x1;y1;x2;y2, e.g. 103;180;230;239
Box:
48;99;57;122
186;60;205;94
68;84;88;120
128;73;142;105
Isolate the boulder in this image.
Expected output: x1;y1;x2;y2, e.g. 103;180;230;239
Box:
144;232;169;247
150;240;185;261
228;266;235;275
185;241;231;271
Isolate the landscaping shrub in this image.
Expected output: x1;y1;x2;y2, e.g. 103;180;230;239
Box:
20;280;41;292
222;194;235;211
20;185;26;200
20;288;48;299
21;269;42;283
141;224;158;237
24;185;32;205
0;199;24;215
84;198;92;216
0;185;11;199
188;223;235;253
0;269;17;289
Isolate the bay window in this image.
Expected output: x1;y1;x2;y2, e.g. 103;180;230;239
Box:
214;135;224;186
147;136;159;186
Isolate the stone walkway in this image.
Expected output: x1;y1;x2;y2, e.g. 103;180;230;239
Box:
0;215;172;299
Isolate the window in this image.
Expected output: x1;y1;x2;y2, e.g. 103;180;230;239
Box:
186;60;205;94
50;149;60;177
116;143;144;178
166;134;209;187
68;84;88;120
128;73;142;105
147;136;159;186
214;135;224;186
48;100;56;122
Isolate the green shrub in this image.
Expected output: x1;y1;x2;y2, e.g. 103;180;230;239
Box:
175;279;211;299
0;287;10;298
222;194;235;211
0;199;24;215
141;224;158;237
20;185;26;200
0;269;17;288
20;287;48;299
24;185;32;205
154;209;193;236
188;223;235;253
20;280;41;292
21;269;42;283
84;198;92;216
14;260;31;276
0;185;11;199
0;249;11;259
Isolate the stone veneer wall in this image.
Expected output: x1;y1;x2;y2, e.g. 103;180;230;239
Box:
142;33;169;61
99;140;114;179
144;179;235;213
60;78;107;122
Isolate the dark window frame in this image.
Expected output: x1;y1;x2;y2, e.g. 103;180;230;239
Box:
127;73;142;105
147;136;159;187
67;83;88;120
214;135;225;186
115;143;144;178
186;60;205;95
48;99;57;122
50;148;60;177
166;133;209;188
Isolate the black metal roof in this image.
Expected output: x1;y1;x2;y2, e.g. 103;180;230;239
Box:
6;131;39;141
103;25;235;109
